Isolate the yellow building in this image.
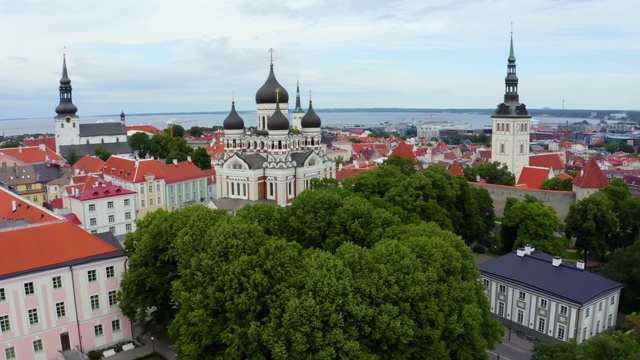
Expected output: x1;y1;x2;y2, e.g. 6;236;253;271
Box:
0;164;47;206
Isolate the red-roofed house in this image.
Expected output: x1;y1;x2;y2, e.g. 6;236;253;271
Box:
23;137;57;152
156;159;210;211
126;125;163;135
529;153;565;175
517;166;554;190
0;144;65;166
434;140;449;152
0;187;133;359
71;155;106;175
573;157;610;200
63;183;137;236
449;161;465;177
336;161;377;181
390;141;417;163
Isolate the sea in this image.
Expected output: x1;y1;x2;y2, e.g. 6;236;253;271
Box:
0;111;594;137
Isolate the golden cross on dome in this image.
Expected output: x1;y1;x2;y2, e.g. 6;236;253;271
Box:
275;88;280;103
268;48;275;65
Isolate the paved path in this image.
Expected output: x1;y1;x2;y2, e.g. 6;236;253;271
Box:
107;334;176;360
487;330;533;360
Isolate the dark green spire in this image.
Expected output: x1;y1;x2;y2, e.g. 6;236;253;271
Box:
294;78;303;113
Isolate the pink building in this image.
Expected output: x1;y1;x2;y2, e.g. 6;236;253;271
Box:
0;187;132;360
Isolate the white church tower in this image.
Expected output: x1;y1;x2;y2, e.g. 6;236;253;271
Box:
54;54;80;154
292;79;305;131
491;32;532;179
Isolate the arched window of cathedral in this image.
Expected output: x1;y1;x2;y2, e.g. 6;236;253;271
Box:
243;183;247;197
311;138;315;146
520;143;524;154
230;182;235;196
236;183;240;196
278;141;282;150
232;139;237;148
506;123;510;132
269;182;274;197
500;143;505;154
116;138;119;143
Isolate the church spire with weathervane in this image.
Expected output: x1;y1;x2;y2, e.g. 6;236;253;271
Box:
55;53;78;118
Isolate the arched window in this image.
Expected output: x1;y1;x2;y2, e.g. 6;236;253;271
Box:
278;141;282;150
230;182;235;196
520;144;524;154
269;182;274;197
101;138;104;143
243;183;247;197
506;123;510;132
500;143;505;154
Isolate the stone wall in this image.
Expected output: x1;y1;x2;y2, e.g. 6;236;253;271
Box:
470;183;575;221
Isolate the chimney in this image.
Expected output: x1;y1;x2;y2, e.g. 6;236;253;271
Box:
39;143;45;151
46;155;51;167
19;146;22;153
74;167;80;175
11;200;16;212
552;256;562;267
524;245;535;255
173;159;178;166
187;155;192;162
339;163;343;171
353;160;359;167
516;247;525;257
576;260;585;270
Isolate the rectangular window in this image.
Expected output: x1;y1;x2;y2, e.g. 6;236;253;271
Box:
170;196;175;205
537;317;546;333
560;305;568;316
582;327;587;342
89;204;96;211
26;184;33;190
24;282;35;296
87;270;97;282
94;324;104;337
611;296;615;305
586;308;590;317
0;288;5;301
28;308;39;325
0;315;10;332
90;218;97;226
33;339;43;353
109;226;116;234
140;186;145;195
56;302;66;318
124;199;130;206
108;290;118;307
33;195;38;203
608;314;613;328
126;223;132;231
178;184;182;191
517;309;524;324
518;291;525;300
91;230;98;235
178;195;182;202
149;198;154;206
595;320;601;334
107;201;114;209
108;214;115;223
498;284;506;294
556;324;565;341
498;301;505;316
112;319;121;332
106;266;115;279
149;185;153;193
157;196;161;205
598;302;603;311
157;183;160;191
52;276;62;289
539;298;548;309
125;212;131;220
141;200;146;208
483;279;489;288
4;347;16;360
90;295;100;311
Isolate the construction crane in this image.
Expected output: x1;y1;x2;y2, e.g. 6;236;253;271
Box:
166;118;197;137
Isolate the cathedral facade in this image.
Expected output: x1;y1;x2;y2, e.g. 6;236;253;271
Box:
214;58;336;206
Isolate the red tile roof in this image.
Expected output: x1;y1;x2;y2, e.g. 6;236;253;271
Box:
0;146;64;164
207;141;226;159
390;141;417;162
71;183;136;201
434;140;449;152
573;157;610;189
23;137;56;151
102;156;165;183
0;187;59;224
555;173;572;180
449;161;465;177
126;125;163;134
529;153;565;171
71;156;106;174
156;160;209;183
443;151;457;161
336;162;377;181
517;166;552;190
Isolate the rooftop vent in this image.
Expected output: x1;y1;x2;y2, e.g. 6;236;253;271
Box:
576;260;585;270
516;247;525;257
552;256;562;267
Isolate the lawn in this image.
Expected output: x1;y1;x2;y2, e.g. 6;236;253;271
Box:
561;250;584;260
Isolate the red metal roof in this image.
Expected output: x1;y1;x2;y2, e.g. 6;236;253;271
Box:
71;183;136;201
102;157;165;183
0;188;59;223
126;125;163;134
23;137;56;151
62;213;83;226
156;160;209;184
573;157;610;189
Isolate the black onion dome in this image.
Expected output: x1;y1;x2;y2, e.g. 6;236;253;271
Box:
301;101;321;128
255;66;289;104
223;102;244;130
267;103;289;131
55;101;78;116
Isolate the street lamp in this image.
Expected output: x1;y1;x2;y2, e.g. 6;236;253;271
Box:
151;336;155;353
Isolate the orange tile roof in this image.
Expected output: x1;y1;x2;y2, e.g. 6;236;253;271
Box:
390;141;417;162
434;141;449;152
517;166;552;190
336;162;377;181
443;151;457;161
449;161;465;177
23;137;56;151
207;141;226;159
0;146;64;164
351;143;373;154
555;173;572;180
156;160;209;183
573;157;610;189
0;187;59;223
71;155;106;174
529;153;565;171
126;125;163;134
102;156;165;183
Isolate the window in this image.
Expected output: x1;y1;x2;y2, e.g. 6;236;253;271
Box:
33;195;38;203
560;305;568;316
610;296;615;305
520;144;524;154
537;317;545;333
598;302;603;311
24;282;34;296
483;279;489;288
33;339;43;352
169;185;174;192
125;212;131;220
28;308;39;325
107;201;114;209
582;327;587;342
178;195;182;202
87;270;97;282
126;223;132;231
108;214;115;223
0;315;10;332
90;295;100;311
140;185;145;194
498;301;505;316
52;276;62;289
4;347;16;360
149;185;153;193
149;198;154;206
109;226;116;234
500;143;505;154
94;324;104;337
170;196;175;205
124;199;130;206
106;266;115;279
585;308;590;317
556;324;565;341
518;291;525;300
595;320;601;334
89;204;96;211
498;284;506;294
112;319;121;332
141;200;146;208
26;184;33;190
108;290;118;306
156;183;160;192
517;309;524;324
56;302;66;318
157;196;161;205
90;218;97;226
539;298;548;309
91;230;98;235
0;288;5;301
608;314;613;328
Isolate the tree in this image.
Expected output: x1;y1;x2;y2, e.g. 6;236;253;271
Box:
350;164;408;199
191;147;211;170
0;139;21;148
601;239;640;314
476;162;516;186
532;332;640;360
382;155;418;176
349;137;362;143
149;133;193;160
540;177;573;191
65;149;79;166
502;201;566;255
165;124;185;138
129;132;151;158
188;126;203;138
334;155;345;166
94;145;112;161
471;186;496;239
565;192;619;261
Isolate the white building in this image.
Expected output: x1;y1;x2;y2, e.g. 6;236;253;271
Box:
480;245;622;343
63;183;137;236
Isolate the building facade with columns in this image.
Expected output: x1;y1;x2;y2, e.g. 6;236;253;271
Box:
214;57;336;206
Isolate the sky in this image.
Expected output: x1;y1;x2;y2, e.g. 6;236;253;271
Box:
0;0;638;119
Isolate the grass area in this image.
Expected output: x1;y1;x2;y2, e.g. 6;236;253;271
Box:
132;353;167;360
561;250;584;260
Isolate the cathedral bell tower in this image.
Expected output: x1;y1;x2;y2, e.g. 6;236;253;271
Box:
491;31;531;179
54;54;80;154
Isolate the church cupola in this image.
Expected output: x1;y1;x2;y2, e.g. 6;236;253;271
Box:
55;54;78;119
223;101;245;132
255;50;289;104
301;99;321;130
267;99;289;131
494;32;529;117
120;110;126;123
